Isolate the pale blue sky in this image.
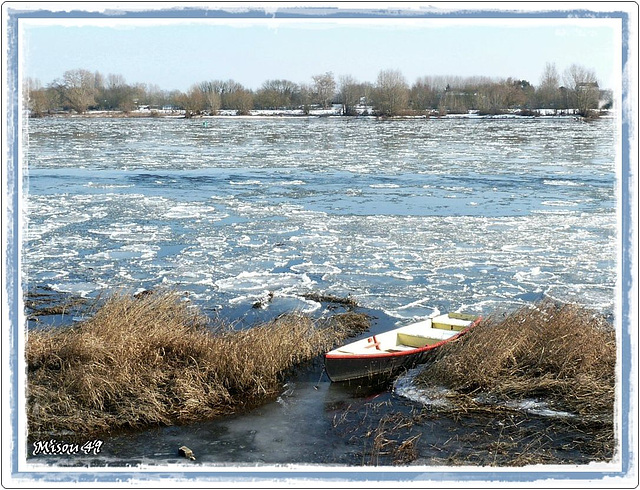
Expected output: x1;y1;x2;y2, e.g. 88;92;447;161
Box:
21;17;620;92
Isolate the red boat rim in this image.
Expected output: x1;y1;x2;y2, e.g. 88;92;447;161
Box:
325;318;481;360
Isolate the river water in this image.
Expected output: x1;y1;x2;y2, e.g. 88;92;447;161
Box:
23;115;617;467
24;116;616;321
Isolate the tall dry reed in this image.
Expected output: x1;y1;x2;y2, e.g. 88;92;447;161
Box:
415;301;616;418
26;291;370;438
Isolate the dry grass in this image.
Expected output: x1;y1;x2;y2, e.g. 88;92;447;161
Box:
415;300;616;419
26;291;370;439
328;301;616;466
333;400;424;466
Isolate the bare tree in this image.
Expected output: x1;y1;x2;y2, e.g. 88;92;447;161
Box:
94;71;105;93
476;82;507;115
298;83;313;115
371;69;409;117
176;85;207;118
312;72;336;109
211;79;244;110
100;73;137;112
25;78;57;117
410;77;441;113
55;69;96;113
24;78;45;115
141;83;169;109
504;78;532;109
198;81;222;115
563;64;600;116
537;62;561;110
256;79;299;110
225;87;254;115
338;75;360;116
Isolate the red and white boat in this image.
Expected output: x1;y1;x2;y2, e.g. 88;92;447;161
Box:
324;313;480;382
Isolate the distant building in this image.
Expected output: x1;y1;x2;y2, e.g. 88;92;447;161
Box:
576;82;599;91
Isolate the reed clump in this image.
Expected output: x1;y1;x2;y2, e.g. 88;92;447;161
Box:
302;292;358;308
26;291;370;439
415;301;616;419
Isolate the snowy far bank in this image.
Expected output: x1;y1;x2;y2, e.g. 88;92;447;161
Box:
42;104;614;120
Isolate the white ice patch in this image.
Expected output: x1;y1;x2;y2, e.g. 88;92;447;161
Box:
229;292;320;314
87;244;158;261
396;371;577;418
164;204;220;219
543;180;584;187
389;271;414;281
513;267;557;283
197;235;228;247
289;234;339;246
236;235;267;248
229;180;263;186
49;281;100;297
393;368;453;408
273;295;322;314
161;270;215;286
215;271;314;292
34;270;69;281
85;182;135;189
290;262;341;275
278;180;306;186
385;299;442;320
541;200;578;207
88;223;168;243
503;399;575;418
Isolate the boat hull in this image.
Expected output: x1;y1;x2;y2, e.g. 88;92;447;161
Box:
324;314;480;382
325;347;432;382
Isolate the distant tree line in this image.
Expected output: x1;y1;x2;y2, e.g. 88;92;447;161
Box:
24;63;611;118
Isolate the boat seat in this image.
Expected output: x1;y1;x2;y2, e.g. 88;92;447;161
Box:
385;345;417;352
396;332;442;348
335;349;356;354
432;314;474;331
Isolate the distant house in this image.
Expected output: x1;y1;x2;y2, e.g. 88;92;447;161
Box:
576;82;599;91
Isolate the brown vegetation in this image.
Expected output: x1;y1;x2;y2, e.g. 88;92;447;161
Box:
302;292;358;308
333;396;615;466
25;289;87;322
415;301;616;420
333;302;616;466
26;291;370;439
26;63;610;118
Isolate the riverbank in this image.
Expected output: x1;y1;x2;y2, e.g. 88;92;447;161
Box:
416;301;616;419
26;291;616;466
25;294;617;467
30;107;614;120
26;291;370;439
410;301;616;463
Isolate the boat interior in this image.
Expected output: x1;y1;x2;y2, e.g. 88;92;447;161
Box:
330;313;476;355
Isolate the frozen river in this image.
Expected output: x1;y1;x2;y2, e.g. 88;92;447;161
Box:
24;115;617;323
23;114;617;468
